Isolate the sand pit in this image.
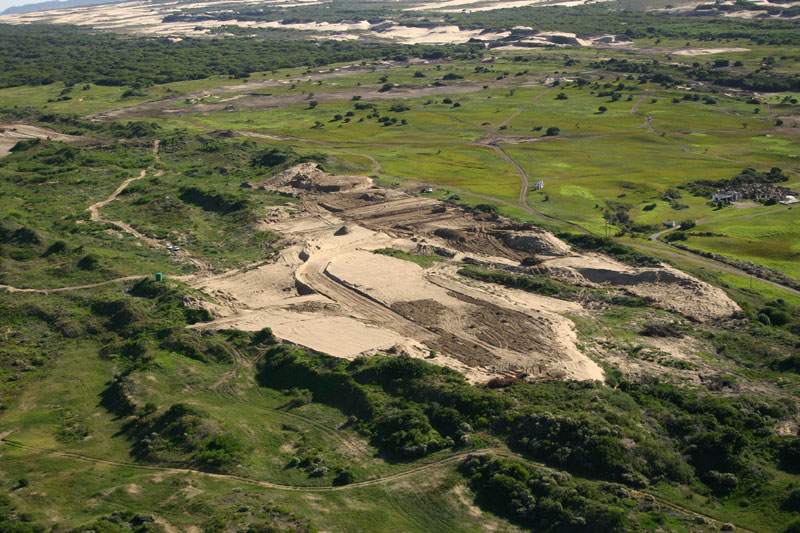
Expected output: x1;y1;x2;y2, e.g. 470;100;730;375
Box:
0;124;98;157
185;165;740;384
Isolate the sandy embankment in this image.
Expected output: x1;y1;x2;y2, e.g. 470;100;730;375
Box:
0;124;97;157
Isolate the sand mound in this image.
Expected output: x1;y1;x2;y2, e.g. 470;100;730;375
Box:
503;230;572;256
542;254;740;322
260;162;372;196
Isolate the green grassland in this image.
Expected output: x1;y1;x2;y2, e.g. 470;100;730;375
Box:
684;209;800;279
73;49;794;280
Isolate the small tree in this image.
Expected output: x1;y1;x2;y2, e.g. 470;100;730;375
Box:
556;92;568;100
598;106;607;113
414;71;425;78
544;127;560;137
308;100;318;109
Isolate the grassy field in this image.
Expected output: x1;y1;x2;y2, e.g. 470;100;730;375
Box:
685;208;800;279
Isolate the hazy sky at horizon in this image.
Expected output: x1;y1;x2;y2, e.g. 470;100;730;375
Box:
0;0;88;12
0;0;47;11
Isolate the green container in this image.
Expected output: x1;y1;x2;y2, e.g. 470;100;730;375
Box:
155;272;163;282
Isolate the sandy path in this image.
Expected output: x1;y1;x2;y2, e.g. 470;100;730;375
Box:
0;435;493;492
86;140;212;273
630;92;655;133
645;224;800;297
0;276;142;295
631;240;800;297
488;143;590;234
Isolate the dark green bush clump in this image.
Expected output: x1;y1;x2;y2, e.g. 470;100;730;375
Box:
460;454;630;532
557;233;660;267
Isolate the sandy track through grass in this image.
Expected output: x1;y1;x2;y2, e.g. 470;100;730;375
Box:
0;436;490;492
489;143;590;234
85;140;213;274
0;276;143;295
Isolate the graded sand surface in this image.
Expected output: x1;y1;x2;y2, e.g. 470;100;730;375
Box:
184;163;739;384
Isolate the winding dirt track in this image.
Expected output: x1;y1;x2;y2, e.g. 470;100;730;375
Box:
0;437;489;492
489;143;590;234
0;276;142;295
643;225;800;297
85;140;212;274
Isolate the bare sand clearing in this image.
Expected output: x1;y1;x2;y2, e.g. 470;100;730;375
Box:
0;124;99;157
674;47;751;55
184;162;739;384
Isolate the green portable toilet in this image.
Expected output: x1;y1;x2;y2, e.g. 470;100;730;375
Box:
155;272;163;282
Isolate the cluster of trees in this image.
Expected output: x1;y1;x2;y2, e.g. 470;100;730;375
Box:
460;454;630;532
258;348;511;458
597;57;800;93
683;167;788;197
255;344;799;503
96;278;249;471
178;186;250;215
0;24;482;88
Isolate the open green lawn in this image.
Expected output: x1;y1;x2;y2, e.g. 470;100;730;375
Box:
685;208;800;279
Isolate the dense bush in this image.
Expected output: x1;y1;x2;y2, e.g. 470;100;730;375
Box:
460;454;630;532
178;187;250;215
0;24;482;88
557;233;660;267
256;346;794;495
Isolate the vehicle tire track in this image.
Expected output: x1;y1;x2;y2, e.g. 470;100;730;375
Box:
86;140;212;274
0;276;142;295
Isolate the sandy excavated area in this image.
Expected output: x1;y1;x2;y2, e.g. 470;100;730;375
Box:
185;162;740;384
0;124;98;157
